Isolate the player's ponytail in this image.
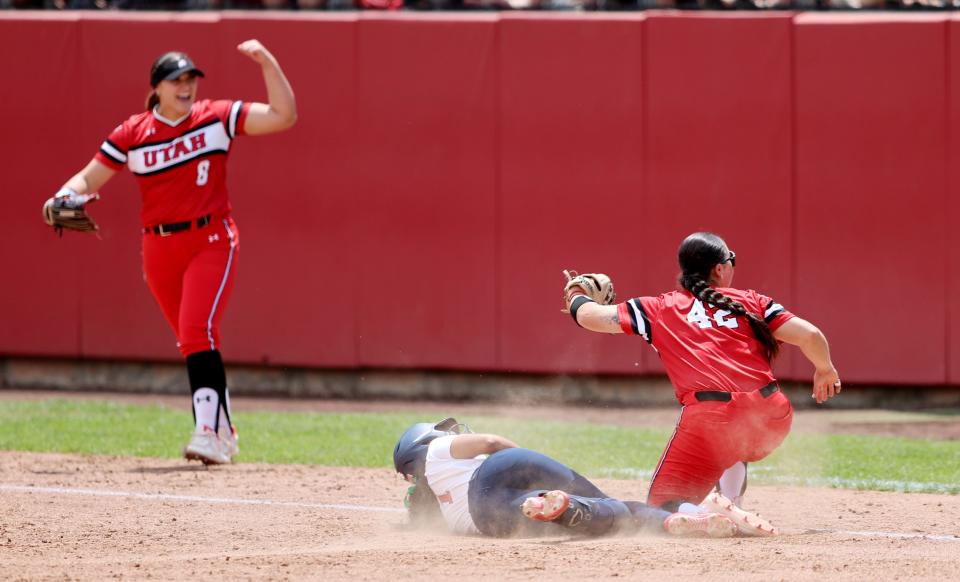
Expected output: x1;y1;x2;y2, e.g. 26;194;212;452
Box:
678;232;779;361
145;90;160;111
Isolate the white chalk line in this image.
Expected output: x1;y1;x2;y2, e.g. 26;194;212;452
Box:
0;484;405;514
805;529;960;543
603;468;960;495
3;483;958;543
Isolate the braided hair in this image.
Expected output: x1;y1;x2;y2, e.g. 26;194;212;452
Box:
677;232;779;360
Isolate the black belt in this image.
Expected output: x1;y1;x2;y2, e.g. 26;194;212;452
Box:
144;215;211;236
694;382;779;402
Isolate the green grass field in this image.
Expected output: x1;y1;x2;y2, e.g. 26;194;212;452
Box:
0;399;957;494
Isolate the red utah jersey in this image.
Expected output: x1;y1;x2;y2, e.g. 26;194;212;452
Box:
94;99;251;227
616;288;794;404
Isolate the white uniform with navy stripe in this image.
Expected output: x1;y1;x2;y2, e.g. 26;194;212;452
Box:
424;436;485;535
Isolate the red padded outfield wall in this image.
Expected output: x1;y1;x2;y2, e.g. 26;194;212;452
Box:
0;12;955;385
794;14;949;385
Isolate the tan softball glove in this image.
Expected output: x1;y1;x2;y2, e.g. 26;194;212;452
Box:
562;269;616;312
43;189;100;236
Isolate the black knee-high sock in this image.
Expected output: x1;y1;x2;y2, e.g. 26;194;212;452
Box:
557;496;640;537
186;350;230;431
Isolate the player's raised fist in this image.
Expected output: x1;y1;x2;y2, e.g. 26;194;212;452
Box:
237;40;275;66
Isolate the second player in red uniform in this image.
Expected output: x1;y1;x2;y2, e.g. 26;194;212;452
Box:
563;232;841;532
49;40;297;464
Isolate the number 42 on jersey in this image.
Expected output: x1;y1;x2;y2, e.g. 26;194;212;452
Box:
687;299;738;330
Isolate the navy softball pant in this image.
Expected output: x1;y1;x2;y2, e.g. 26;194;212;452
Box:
467;448;667;538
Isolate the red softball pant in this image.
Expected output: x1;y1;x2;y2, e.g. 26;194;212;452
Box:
142;217;239;358
646;388;793;508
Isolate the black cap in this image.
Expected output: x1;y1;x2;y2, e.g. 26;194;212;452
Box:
150;52;205;88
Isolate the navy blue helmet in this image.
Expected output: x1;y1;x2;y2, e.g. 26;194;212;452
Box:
393;417;471;479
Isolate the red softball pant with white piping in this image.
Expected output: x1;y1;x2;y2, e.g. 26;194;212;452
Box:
646;388;793;508
142;217;239;358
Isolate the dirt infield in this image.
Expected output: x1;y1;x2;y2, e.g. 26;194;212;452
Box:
2;452;959;582
2;391;959;581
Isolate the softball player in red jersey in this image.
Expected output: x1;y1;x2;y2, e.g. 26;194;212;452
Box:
564;232;841;520
50;40;297;465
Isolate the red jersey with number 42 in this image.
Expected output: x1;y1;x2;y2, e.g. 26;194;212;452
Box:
94;99;251;227
616;288;795;403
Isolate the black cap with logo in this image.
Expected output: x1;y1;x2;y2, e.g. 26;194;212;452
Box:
149;52;205;88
